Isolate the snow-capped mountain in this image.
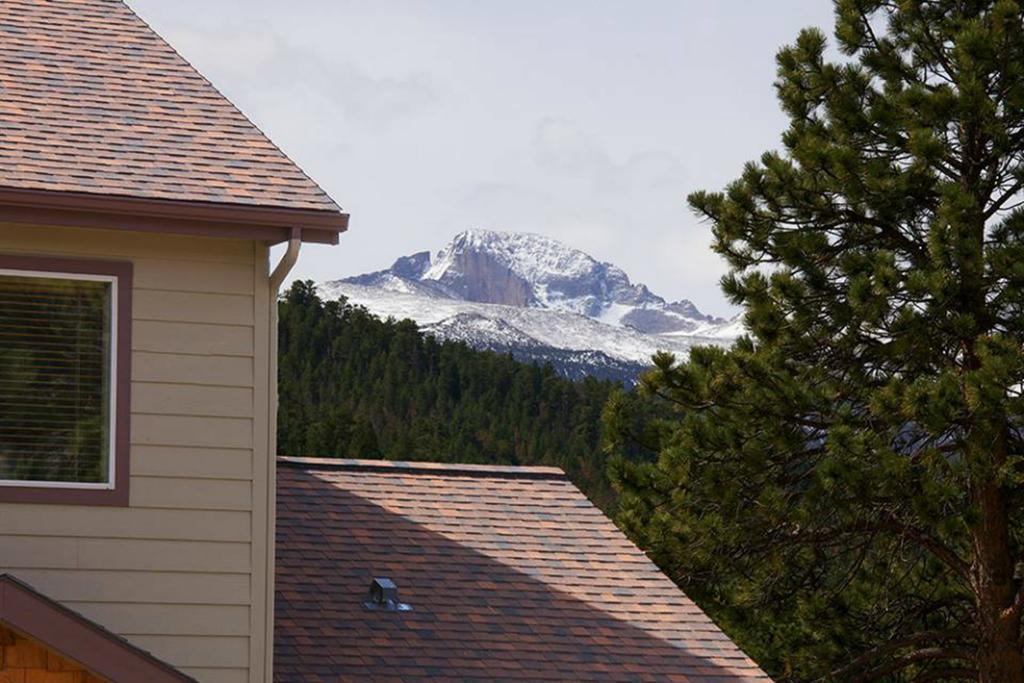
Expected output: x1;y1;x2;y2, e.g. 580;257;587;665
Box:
322;229;742;382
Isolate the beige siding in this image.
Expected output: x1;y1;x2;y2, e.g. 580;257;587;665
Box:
133;351;255;387
133;446;254;480
132;415;254;449
0;224;271;683
133;383;254;419
181;671;251;683
134;321;255;356
0;506;252;541
127;636;250;668
251;246;272;681
57;603;252;635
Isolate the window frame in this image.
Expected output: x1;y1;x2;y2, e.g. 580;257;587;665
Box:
0;254;132;506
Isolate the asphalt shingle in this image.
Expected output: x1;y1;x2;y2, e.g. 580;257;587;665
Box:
275;457;770;682
0;0;341;213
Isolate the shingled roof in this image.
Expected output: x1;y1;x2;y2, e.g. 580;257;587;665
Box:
275;457;769;682
0;0;346;239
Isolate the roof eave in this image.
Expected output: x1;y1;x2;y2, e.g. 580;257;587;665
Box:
0;186;349;245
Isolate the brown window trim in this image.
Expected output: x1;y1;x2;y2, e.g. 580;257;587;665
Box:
0;253;132;507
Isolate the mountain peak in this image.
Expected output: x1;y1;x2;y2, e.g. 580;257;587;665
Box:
390;251;432;280
322;229;741;381
334;229;726;334
422;229;604;291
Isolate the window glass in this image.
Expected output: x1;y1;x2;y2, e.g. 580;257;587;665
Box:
0;272;113;485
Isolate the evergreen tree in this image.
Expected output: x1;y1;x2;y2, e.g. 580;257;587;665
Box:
277;281;625;510
606;2;1024;680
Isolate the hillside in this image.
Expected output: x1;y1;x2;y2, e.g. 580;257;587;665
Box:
276;281;624;508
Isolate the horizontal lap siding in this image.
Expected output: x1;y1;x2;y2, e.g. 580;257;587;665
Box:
133;383;254;419
134;446;253;480
0;507;252;541
0;537;251;572
129;636;250;669
1;570;251;604
180;670;250;683
0;224;267;682
134;352;254;387
134;321;255;357
57;603;252;636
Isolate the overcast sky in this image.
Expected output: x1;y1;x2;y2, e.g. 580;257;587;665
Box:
128;0;834;315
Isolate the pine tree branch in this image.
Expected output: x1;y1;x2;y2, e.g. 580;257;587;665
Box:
916;15;957;89
852;647;976;683
823;629;974;681
983;178;1024;219
765;516;970;582
879;522;968;582
857;10;882;55
912;667;978;683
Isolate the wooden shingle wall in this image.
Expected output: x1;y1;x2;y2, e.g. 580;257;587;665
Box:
0;624;107;683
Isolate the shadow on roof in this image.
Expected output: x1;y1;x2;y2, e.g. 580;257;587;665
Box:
274;466;762;682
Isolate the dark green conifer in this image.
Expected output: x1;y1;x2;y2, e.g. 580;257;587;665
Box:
607;2;1024;679
277;281;625;509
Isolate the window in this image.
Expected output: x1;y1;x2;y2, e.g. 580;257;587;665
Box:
0;255;131;505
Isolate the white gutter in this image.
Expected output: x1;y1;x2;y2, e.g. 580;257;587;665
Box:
270;227;303;292
264;227;301;681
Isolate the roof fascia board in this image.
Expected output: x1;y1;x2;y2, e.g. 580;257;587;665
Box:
0;187;348;244
0;574;196;682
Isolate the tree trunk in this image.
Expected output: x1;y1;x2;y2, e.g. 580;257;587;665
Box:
959;136;1024;680
970;434;1024;683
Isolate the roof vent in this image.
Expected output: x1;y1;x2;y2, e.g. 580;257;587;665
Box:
363;577;411;612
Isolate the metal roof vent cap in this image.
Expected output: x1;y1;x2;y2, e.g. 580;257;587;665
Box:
363;577;411;612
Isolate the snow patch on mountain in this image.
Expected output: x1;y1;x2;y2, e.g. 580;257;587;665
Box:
321;229;744;381
423;230;601;292
318;283;715;365
688;316;748;340
422;312;544;350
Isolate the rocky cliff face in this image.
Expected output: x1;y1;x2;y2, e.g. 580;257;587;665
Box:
421;230;672;320
389;251;432;280
430;245;536;307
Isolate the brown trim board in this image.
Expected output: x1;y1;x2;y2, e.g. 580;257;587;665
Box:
0;574;196;682
0;253;132;507
0;187;349;244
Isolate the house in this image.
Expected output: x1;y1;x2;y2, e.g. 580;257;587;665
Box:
0;0;346;681
0;1;767;681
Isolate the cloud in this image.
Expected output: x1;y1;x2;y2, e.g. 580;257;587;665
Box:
618;151;688;190
532;118;610;175
158;22;441;135
531;118;686;194
127;0;744;314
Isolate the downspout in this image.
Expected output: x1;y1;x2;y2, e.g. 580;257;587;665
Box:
264;226;301;681
270;227;303;292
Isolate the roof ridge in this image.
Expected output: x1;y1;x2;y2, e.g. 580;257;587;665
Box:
277;456;568;481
